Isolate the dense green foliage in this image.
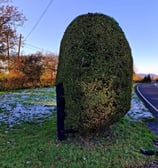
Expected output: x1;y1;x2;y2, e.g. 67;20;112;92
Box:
142;74;152;83
57;13;133;132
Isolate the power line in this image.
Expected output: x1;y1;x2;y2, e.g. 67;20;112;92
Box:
25;43;53;53
25;0;55;40
25;43;44;51
25;46;44;53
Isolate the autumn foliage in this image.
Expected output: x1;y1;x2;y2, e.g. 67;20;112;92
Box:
0;53;58;90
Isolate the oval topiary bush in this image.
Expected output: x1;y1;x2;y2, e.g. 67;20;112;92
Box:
56;13;133;133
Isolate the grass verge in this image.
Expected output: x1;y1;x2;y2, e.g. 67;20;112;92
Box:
0;113;158;168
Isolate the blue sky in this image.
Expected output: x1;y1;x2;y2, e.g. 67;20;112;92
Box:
12;0;158;74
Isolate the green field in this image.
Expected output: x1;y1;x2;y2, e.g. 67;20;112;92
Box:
0;113;158;168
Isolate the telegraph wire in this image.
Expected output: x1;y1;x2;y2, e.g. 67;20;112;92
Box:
25;43;44;51
24;43;53;53
25;0;55;40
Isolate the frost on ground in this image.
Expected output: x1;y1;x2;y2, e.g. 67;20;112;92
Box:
126;92;154;121
0;87;154;128
0;87;56;127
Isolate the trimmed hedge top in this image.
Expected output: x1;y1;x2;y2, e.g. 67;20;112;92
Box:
56;13;133;133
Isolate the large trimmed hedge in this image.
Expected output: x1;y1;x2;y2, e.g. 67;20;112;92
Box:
56;13;133;133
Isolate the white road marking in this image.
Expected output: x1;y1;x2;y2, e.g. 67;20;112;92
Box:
136;85;158;112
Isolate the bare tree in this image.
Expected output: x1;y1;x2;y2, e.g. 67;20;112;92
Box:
0;0;26;57
43;52;58;81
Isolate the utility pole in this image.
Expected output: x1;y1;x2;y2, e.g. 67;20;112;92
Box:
6;31;10;61
6;31;10;71
17;34;22;60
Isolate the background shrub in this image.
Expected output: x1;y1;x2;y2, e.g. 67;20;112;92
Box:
56;13;133;133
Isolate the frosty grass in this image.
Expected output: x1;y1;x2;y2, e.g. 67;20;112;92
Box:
0;87;56;127
0;87;154;128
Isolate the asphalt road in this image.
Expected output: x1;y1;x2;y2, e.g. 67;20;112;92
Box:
136;83;158;119
136;83;158;135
